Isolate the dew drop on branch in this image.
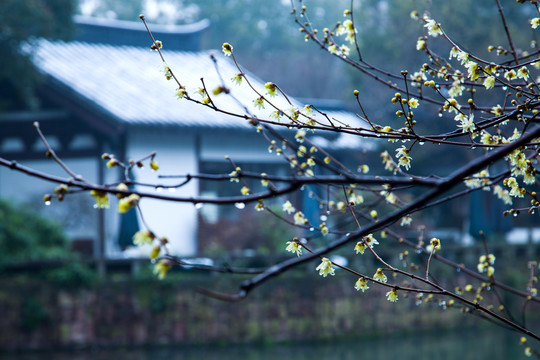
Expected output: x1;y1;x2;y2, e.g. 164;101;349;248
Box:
235;202;245;209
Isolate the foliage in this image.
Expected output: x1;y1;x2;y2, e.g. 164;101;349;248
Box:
0;199;95;286
0;199;71;265
0;0;75;111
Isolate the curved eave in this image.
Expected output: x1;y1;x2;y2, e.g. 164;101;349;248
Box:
74;15;211;34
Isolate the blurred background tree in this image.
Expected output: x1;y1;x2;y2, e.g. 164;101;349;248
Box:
0;199;94;286
0;0;75;112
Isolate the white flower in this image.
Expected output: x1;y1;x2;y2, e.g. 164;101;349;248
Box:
285;241;302;256
484;76;496;90
294;211;306;225
424;18;442;37
316;257;335;277
282;200;295;214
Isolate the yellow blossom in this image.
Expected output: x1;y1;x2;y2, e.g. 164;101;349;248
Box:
465;61;479;80
90;190;109;209
264;82;277;97
483;76;495;89
354;234;379;255
295;129;306;143
504;69;517;81
231;73;243;85
288;107;300;120
531;18;540;29
282;200;295;214
427;237;441;252
400;215;412;226
285;240;302;256
176;88;187;99
153;259;172;279
222;42;233;56
253;97;265;109
241;186;250;195
456;114;476;133
354;242;367;255
373;268;387;283
416;38;426;51
150;245;161;260
491;104;503;116
320;222;329;236
395;146;412;170
106;159;118;168
150;160;159;171
517;66;530;80
408;98;419;108
133;230;155;246
270;110;282;121
294;211;306;225
118;194;140;213
161;65;172;80
424;18;442;37
328;44;338;54
386;289;398;302
354;277;369;292
316;257;335;277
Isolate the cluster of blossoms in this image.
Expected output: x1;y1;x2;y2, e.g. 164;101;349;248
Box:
464;169;491;190
493;185;513;205
90;190;109;209
132;229;170;274
395;146;412;170
503;177;525;199
380;151;397;173
506;147;537;185
336;19;357;44
424;17;442;37
477;254;496;277
354;234;379;255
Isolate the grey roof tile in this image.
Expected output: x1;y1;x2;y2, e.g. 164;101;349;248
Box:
33;39;367;135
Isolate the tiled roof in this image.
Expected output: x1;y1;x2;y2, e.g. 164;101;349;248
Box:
33;39;366;133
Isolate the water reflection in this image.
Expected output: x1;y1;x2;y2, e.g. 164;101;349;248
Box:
2;327;522;360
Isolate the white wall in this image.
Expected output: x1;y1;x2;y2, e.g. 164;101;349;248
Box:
125;127;199;257
200;129;284;162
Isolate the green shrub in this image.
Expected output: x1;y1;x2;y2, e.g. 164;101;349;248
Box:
0;199;95;286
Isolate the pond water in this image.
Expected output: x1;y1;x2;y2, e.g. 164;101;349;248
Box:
2;327;526;360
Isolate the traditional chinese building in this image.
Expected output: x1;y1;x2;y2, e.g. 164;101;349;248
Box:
0;16;362;261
